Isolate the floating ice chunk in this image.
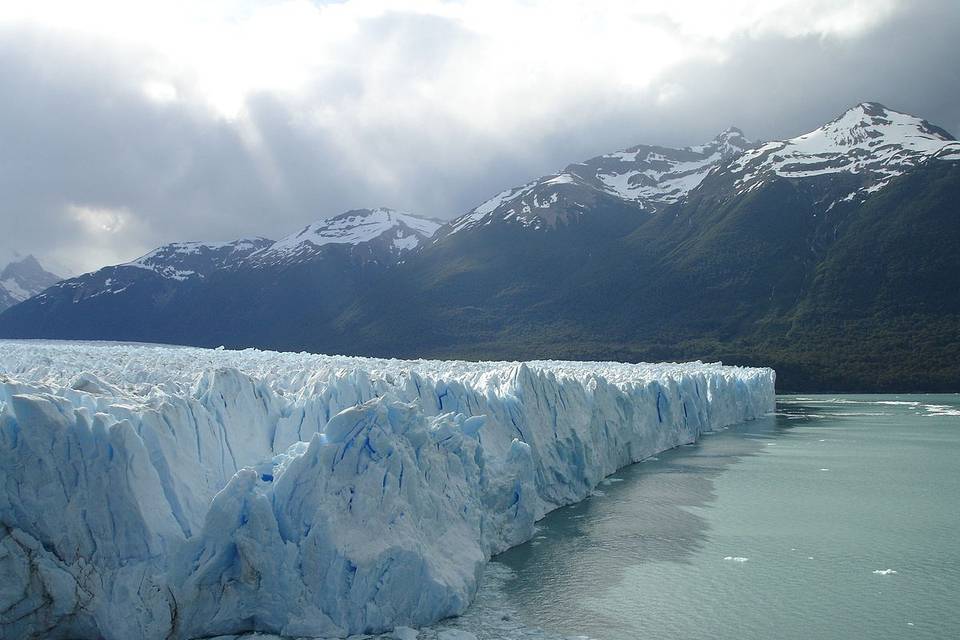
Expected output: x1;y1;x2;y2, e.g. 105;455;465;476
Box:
922;404;960;417
836;412;889;416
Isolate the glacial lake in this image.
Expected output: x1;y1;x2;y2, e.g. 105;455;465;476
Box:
431;395;960;640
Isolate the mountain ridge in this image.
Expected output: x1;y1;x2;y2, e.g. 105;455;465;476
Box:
2;102;957;392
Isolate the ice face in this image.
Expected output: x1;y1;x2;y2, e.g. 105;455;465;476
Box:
0;341;774;639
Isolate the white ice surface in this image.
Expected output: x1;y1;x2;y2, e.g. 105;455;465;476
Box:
0;340;774;639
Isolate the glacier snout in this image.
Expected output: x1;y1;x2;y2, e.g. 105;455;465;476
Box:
0;342;774;639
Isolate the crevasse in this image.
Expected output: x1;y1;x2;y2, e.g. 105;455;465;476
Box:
0;341;775;639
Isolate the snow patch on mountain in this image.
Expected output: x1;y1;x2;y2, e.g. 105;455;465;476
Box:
582;126;754;205
0;278;28;300
125;238;274;280
450;128;756;234
27;209;442;306
0;341;774;640
117;209;441;277
251;208;442;265
727;102;959;200
450;103;959;235
0;253;61;311
449;183;543;232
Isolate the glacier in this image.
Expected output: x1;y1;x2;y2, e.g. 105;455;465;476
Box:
0;340;774;639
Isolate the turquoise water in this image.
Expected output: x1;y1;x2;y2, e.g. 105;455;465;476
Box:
486;395;960;640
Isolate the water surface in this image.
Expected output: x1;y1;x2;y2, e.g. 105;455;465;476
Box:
468;395;960;640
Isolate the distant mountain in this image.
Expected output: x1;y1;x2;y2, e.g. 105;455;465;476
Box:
449;126;755;234
125;238;274;280
0;208;441;348
0;252;61;312
250;208;442;266
2;104;958;392
726;101;958;200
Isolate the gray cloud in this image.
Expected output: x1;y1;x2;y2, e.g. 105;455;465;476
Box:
1;1;958;275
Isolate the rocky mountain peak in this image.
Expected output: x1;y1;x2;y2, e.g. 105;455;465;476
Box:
0;252;62;311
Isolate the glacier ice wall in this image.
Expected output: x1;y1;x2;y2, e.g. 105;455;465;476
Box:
0;341;774;639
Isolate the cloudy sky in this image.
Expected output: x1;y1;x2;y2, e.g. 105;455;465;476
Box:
2;0;959;275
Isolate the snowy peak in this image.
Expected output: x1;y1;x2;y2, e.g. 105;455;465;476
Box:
38;237;277;302
728;102;960;199
33;209;443;306
273;208;441;250
791;102;953;150
569;128;757;208
0;253;61;311
126;237;274;281
450;128;758;234
251;208;442;265
450;102;960;238
690;126;752;158
119;208;442;277
447;174;598;234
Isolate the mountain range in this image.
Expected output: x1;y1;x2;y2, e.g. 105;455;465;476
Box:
1;102;958;392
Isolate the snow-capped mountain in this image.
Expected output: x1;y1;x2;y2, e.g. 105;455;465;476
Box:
449;127;756;234
1;103;958;392
26;208;438;302
569;126;755;205
726;102;960;201
34;238;276;302
126;238;274;281
0;251;61;311
449;103;960;235
113;208;440;285
250;208;442;266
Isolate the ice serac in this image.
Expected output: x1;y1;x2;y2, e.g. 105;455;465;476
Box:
0;341;775;639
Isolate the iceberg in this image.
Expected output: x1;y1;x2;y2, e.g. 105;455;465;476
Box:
0;341;774;639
